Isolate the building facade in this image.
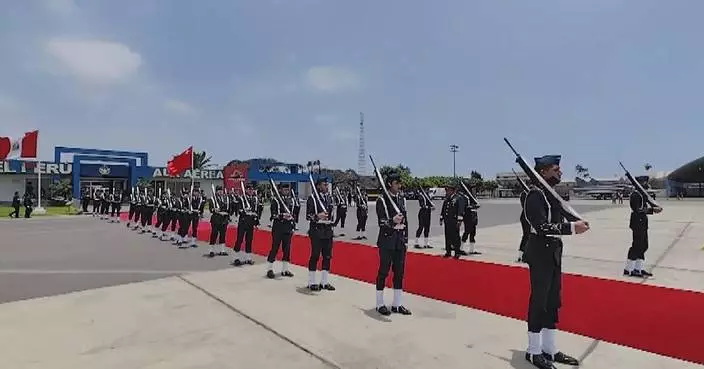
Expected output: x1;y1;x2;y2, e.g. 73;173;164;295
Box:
0;147;327;203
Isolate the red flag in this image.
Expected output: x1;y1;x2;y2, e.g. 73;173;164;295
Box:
0;130;38;160
166;146;193;176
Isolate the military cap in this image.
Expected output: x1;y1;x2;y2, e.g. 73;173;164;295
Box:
315;177;328;185
245;182;254;189
215;185;223;191
279;183;290;188
534;155;561;167
635;175;649;182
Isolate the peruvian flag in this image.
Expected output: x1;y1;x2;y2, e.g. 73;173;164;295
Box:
0;130;39;160
166;146;193;176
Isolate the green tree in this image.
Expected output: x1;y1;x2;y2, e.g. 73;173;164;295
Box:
193;151;212;170
136;177;153;188
48;179;72;200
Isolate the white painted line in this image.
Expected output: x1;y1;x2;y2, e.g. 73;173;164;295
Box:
0;269;203;274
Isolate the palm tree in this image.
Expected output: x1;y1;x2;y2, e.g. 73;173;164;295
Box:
193;151;212;170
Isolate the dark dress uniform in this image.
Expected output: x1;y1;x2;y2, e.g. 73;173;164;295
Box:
80;189;90;214
353;190;369;240
208;187;230;257
92;189;101;216
460;189;480;254
187;191;205;248
374;174;411;316
267;184;296;278
139;190;156;233
127;189;139;228
22;193;33;218
522;155;580;369
414;189;433;249
306;178;335;291
624;177;657;277
100;191;110;219
332;190;348;234
109;191;122;222
154;193;168;239
518;190;530;263
440;186;465;258
233;184;262;265
10;192;21;218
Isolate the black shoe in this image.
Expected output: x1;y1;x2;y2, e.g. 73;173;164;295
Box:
308;284;320;291
282;271;294;277
361;236;367;239
320;283;336;291
414;244;422;249
458;250;468;256
232;259;242;266
525;353;556;369
376;306;391;316
443;253;452;258
623;269;631;276
543;352;579;366
208;251;215;258
453;253;461;259
640;270;653;277
266;270;275;279
423;245;432;249
630;270;642;277
245;259;254;265
391;306;411;315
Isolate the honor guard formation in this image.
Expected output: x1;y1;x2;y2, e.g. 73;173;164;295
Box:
74;143;662;369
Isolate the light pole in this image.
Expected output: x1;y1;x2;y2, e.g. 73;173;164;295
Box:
449;144;459;177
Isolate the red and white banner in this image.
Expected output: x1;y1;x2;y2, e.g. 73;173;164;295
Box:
0;130;39;160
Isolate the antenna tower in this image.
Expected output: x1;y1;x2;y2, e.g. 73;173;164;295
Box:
357;112;367;176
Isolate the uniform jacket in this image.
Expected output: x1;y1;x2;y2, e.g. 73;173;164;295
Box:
236;195;262;225
523;188;579;266
271;195;296;234
440;192;466;224
417;192;432;212
208;194;230;225
629;191;654;230
376;192;408;249
306;192;334;239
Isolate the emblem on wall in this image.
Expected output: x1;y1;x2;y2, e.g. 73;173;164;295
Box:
98;165;111;176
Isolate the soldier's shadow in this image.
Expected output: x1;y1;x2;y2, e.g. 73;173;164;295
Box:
481;349;534;369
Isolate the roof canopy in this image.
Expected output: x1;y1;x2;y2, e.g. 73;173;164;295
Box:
667;156;704;183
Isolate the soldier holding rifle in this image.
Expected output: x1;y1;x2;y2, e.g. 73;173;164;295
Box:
207;185;230;258
374;171;411;316
305;176;335;291
514;149;588;369
266;182;296;279
622;173;662;277
232;182;262;266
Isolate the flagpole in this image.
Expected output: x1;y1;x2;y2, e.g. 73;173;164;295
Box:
35;138;45;214
190;147;194;189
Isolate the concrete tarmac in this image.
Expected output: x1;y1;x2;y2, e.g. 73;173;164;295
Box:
0;198;702;368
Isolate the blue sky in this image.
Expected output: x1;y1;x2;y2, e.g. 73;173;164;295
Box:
1;0;703;179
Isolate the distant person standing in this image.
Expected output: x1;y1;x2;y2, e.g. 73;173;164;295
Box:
23;192;33;218
623;176;662;278
440;184;465;259
414;187;433;249
9;192;21;218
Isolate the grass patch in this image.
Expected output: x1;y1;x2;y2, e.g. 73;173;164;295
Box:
0;205;79;217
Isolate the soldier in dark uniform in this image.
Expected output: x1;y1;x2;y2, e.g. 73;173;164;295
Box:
208;185;230;257
374;172;412;316
353;188;368;240
332;187;348;236
460;183;481;255
267;183;296;278
9;191;21;218
23;192;33;218
92;188;101;216
518;189;530;263
306;178;335;291
80;188;90;214
186;189;205;248
109;189;122;223
130;188;144;230
174;188;190;247
100;189;110;220
154;191;168;239
624;176;662;277
440;184;465;259
232;183;262;265
522;155;588;369
126;188;137;228
139;188;156;234
414;187;433;249
291;186;301;230
167;191;180;241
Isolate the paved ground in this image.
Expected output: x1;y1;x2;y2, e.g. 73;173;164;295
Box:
0;198;702;368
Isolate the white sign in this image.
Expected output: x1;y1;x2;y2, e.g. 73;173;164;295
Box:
152;168;224;179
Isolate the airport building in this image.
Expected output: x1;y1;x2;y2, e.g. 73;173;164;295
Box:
666;156;704;197
0;146;325;203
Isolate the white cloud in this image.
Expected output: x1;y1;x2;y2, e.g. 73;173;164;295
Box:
43;0;77;15
163;98;198;116
45;38;142;84
305;66;362;93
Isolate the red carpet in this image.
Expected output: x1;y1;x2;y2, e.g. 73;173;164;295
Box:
122;215;704;365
